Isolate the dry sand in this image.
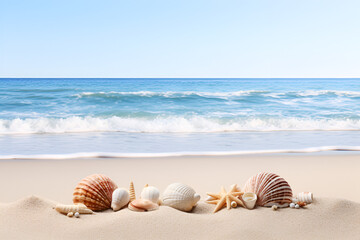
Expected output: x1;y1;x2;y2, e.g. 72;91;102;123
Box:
0;154;359;239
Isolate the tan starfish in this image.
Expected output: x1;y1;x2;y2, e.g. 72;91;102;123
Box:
206;184;245;213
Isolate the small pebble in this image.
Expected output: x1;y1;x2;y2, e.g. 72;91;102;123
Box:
231;201;237;208
290;203;295;208
295;204;300;209
271;205;278;211
67;212;74;217
74;212;80;218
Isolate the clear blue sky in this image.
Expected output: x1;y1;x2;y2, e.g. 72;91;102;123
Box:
1;0;359;78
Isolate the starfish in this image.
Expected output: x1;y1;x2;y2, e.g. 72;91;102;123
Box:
206;184;245;213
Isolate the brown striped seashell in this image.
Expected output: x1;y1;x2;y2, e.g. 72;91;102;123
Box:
243;172;293;208
73;174;118;211
128;199;159;212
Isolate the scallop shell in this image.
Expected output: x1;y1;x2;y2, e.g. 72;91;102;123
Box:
140;184;160;204
243;172;292;208
73;174;118;211
128;199;159;212
111;188;130;211
162;183;200;212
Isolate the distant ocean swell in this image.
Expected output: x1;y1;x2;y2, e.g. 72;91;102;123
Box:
1;116;360;134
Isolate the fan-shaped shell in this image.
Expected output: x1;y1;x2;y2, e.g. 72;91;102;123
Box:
162;183;200;212
243;172;292;208
73;174;118;211
111;188;130;211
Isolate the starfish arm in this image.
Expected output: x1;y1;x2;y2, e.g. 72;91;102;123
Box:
226;195;231;210
229;194;245;208
205;200;219;205
220;186;226;195
232;192;244;196
207;193;221;199
229;184;238;193
214;196;226;213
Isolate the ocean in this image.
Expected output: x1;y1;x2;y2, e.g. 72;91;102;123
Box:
1;78;360;158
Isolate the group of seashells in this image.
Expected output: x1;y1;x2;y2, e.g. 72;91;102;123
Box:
55;174;201;217
206;172;313;213
55;172;314;217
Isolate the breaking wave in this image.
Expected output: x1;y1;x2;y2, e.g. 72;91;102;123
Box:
1;116;360;134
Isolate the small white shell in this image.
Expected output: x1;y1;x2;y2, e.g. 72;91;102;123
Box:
67;212;74;217
295;204;300;209
290;203;295;208
296;192;313;204
111;188;130;211
140;185;160;204
162;183;200;212
74;212;80;218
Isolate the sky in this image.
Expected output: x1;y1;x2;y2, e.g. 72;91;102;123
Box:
0;0;360;78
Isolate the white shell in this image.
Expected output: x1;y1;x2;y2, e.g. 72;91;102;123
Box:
162;183;200;212
296;192;313;204
111;188;130;211
242;192;257;209
290;203;295;208
140;185;160;204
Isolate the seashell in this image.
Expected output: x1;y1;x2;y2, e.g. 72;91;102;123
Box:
129;181;136;202
296;192;313;204
243;172;293;208
272;205;278;211
67;212;74;217
128;199;159;212
111;188;130;211
297;201;307;207
290;203;295;208
55;203;93;214
295;204;300;209
140;184;160;204
162;183;200;212
231;201;237;208
73;174;118;211
241;192;257;209
74;212;80;218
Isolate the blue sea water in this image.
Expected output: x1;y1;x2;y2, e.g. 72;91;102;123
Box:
1;78;360;158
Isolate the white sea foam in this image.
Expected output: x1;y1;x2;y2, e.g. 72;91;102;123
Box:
74;90;360;98
1;146;360;159
1;116;360;134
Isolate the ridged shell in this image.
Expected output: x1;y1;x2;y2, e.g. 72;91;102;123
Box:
296;192;313;204
73;174;118;211
140;185;160;204
162;183;200;212
111;188;130;211
243;172;292;208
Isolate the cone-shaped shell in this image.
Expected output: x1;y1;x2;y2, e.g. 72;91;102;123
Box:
162;183;200;212
243;172;292;208
73;174;118;211
111;188;130;211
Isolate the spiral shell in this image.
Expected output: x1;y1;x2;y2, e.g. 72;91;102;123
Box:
243;172;292;208
111;188;130;211
140;184;160;204
296;192;313;204
162;183;200;212
73;174;118;211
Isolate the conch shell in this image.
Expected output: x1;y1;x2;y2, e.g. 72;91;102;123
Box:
111;188;130;211
73;174;118;211
128;199;159;212
140;184;160;204
55;203;93;214
243;172;293;208
162;183;200;212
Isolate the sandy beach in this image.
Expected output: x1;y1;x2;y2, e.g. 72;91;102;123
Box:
0;154;359;239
